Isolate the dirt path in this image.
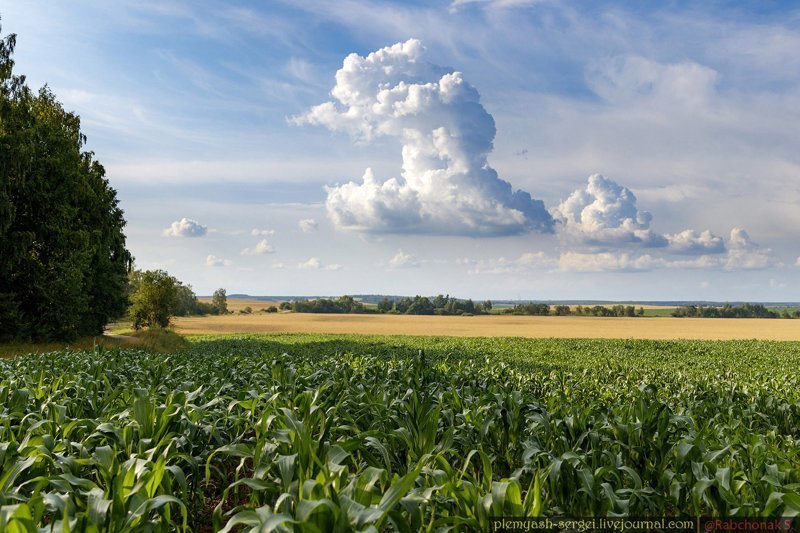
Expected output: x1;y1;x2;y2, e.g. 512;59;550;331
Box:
102;327;138;345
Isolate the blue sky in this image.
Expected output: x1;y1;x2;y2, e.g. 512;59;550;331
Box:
3;1;799;300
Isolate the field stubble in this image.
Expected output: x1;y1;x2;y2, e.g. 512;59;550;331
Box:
173;312;800;340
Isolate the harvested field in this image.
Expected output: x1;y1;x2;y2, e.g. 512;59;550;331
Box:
172;312;800;340
197;297;282;312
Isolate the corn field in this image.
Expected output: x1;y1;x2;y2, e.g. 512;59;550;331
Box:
1;334;799;531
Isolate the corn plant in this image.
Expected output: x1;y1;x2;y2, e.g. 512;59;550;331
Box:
0;335;798;531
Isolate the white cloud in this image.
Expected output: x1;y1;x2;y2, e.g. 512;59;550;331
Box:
723;228;776;271
450;0;543;10
298;257;321;269
549;228;777;273
296;39;553;237
299;218;318;232
587;55;719;110
240;239;275;255
163;217;207;237
666;229;726;255
468;251;557;274
558;251;663;272
553;174;730;257
769;279;786;289
295;257;341;270
388;249;421;269
251;228;275;236
271;262;285;270
552;174;666;248
206;254;231;267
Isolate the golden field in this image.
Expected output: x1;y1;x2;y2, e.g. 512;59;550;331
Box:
197;297;281;312
172;312;800;340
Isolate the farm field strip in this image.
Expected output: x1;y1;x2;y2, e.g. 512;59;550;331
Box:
1;334;798;531
171;313;800;341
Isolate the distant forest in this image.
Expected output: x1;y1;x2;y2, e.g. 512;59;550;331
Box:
672;303;799;319
277;297;798;319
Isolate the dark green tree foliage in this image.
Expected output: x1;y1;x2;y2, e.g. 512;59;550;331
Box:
0;26;131;341
211;288;228;315
129;270;178;329
672;303;779;319
292;296;364;314
510;303;551;316
376;296;393;313
173;282;218;316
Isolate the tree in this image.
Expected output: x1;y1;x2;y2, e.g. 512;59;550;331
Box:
212;288;228;315
0;25;132;341
464;299;475;314
482;300;492;312
129;270;178;329
377;297;393;313
395;297;413;314
174;283;199;316
406;295;434;315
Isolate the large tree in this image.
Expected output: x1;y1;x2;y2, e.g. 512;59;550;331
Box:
0;24;132;341
129;270;178;329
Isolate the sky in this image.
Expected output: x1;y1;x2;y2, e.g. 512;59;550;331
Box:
3;1;799;300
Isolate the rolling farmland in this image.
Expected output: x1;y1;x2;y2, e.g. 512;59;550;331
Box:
1;334;799;530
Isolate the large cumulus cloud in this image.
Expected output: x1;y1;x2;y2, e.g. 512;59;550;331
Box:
295;39;553;236
552;174;666;247
552;174;729;256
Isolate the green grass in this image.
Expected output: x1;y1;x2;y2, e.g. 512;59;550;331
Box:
642;308;678;317
127;328;190;353
1;334;798;531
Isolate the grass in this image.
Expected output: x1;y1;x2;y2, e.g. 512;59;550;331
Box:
1;333;798;530
127;328;190;353
0;335;131;359
0;328;188;359
642;307;678;317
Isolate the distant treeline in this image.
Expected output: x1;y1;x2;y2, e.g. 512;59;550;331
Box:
281;295;493;315
280;297;645;317
672;303;799;319
504;304;644;317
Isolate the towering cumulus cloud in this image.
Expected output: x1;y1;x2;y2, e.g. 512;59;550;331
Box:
296;39;553;236
552;174;666;247
552;174;728;256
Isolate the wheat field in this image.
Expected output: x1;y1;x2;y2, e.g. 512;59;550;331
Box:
172;312;800;340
